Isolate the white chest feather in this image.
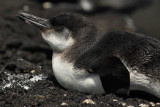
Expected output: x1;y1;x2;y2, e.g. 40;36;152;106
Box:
52;54;105;94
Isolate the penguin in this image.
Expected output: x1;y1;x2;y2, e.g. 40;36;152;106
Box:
17;12;160;98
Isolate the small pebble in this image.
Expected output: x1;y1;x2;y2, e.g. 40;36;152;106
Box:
121;102;126;106
38;95;45;99
42;2;53;9
17;58;24;61
64;94;67;97
150;102;155;106
39;66;42;69
49;87;54;90
82;99;96;105
113;99;118;102
23;5;30;12
139;104;149;107
23;86;29;90
61;102;68;106
157;103;160;105
30;70;36;74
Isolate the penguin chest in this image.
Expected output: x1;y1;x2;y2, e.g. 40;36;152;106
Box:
52;54;105;94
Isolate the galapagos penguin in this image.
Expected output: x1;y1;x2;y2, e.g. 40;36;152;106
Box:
18;12;160;98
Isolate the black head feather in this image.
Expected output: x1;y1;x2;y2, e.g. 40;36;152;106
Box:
49;13;91;32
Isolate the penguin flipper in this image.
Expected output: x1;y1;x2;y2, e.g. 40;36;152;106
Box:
94;57;130;96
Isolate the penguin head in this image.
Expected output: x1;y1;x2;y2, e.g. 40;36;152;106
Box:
18;12;94;52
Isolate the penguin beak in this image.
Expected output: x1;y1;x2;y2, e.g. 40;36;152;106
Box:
17;12;52;30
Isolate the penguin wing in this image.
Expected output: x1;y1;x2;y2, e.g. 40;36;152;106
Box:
91;56;130;96
74;31;146;95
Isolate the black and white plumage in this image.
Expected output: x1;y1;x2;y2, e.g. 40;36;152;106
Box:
18;12;160;98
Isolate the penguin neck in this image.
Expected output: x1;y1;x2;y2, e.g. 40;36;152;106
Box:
64;26;101;62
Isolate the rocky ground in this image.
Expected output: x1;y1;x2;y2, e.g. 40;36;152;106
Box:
0;0;160;106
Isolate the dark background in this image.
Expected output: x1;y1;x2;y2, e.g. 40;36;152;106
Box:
132;0;160;39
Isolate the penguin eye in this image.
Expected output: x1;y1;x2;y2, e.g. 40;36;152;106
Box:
55;26;64;32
